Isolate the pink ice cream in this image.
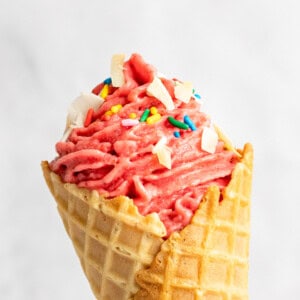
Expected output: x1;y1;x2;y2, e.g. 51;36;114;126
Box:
50;54;237;237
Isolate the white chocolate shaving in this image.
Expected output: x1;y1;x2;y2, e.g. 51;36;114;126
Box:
174;81;193;103
147;77;175;110
111;53;125;87
201;126;219;154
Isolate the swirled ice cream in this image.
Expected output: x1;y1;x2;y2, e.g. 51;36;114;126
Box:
50;53;237;237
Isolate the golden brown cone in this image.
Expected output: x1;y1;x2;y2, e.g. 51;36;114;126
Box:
41;161;166;300
134;143;253;300
42;143;253;300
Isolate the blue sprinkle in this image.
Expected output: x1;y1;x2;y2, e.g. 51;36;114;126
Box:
183;115;197;131
173;131;181;138
194;93;201;99
103;77;112;84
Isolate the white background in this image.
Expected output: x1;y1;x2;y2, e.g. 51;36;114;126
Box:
1;0;300;299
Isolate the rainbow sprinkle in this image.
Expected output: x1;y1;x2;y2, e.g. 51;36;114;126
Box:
183;115;197;131
129;112;137;119
100;84;109;99
146;113;161;125
121;119;139;127
167;116;189;130
150;106;158;115
140;109;150;122
84;108;94;127
103;77;112;84
104;110;113;116
111;104;123;113
173;131;180;138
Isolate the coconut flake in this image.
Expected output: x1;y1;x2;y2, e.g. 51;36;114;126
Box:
156;147;172;169
214;125;242;158
67;93;104;128
61;127;73;142
111;53;125;87
147;77;175;110
174;81;193;103
201;126;219;154
152;136;167;154
152;137;172;169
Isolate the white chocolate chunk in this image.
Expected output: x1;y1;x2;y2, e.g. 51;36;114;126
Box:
147;77;175;110
201;126;219;154
111;53;125;87
174;81;193;103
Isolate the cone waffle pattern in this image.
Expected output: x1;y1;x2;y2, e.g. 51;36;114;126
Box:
134;143;253;300
41;161;166;300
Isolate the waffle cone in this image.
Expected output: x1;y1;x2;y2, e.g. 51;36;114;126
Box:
41;161;166;300
42;143;253;300
134;143;253;300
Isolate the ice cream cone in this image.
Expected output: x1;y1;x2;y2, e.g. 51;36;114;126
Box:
134;143;253;300
41;161;166;300
41;53;253;300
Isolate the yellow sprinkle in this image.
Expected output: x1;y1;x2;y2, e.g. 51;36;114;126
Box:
105;110;113;116
146;113;161;125
100;84;109;99
111;104;123;113
150;106;158;115
129;112;137;119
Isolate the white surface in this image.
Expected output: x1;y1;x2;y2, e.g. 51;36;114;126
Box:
1;0;300;299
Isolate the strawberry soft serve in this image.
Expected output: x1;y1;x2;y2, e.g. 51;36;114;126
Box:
50;53;237;237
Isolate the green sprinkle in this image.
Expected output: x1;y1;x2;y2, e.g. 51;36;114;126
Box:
167;116;189;130
140;109;150;122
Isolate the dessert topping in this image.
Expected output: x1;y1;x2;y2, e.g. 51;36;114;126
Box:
111;53;125;87
140;109;151;122
121;119;139;127
167;116;189;130
201;126;219;154
152;137;172;169
110;104;123;113
103;77;112;85
173;131;181;138
129;112;137;119
174;81;193;103
214;125;242;158
146;77;175;110
99;84;109;99
146;113;161;125
193;92;201;100
183;115;197;131
67;93;104;128
84;108;94;127
150;106;158;115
